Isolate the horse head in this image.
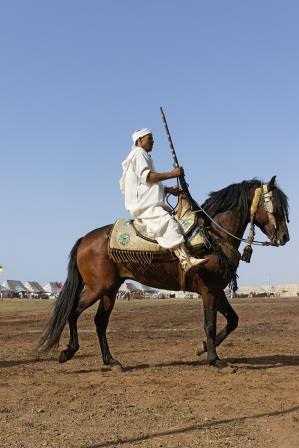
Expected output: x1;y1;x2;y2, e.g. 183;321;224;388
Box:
253;176;290;246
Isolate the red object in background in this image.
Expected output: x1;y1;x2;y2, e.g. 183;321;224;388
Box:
56;281;62;289
131;291;143;299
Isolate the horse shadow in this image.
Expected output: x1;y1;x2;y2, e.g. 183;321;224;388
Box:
124;359;205;371
61;359;205;375
0;353;94;368
117;354;299;373
8;354;296;374
225;354;299;370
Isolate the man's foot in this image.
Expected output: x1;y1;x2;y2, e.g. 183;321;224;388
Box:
173;244;207;273
182;257;207;273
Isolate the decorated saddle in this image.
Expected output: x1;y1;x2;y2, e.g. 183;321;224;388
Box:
108;197;208;264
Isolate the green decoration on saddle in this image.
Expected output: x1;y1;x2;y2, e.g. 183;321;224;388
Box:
118;234;130;245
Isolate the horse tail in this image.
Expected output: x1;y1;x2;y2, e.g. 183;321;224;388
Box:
38;238;84;352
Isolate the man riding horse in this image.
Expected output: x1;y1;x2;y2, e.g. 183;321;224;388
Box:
120;128;207;274
39;118;289;371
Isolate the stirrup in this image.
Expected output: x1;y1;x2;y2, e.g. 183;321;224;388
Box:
173;244;207;273
181;257;207;273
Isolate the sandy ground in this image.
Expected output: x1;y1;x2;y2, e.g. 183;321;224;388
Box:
1;297;299;448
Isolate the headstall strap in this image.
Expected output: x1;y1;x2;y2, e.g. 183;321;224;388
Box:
263;184;277;229
241;186;262;263
263;184;274;213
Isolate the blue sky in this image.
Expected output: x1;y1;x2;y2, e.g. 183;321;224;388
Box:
1;0;298;286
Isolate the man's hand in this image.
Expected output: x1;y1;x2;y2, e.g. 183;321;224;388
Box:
165;186;183;196
170;166;184;178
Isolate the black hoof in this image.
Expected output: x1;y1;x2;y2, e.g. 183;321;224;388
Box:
102;358;124;372
59;350;69;363
58;347;78;363
210;359;237;373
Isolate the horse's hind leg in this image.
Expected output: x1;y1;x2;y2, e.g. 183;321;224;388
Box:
59;286;101;363
58;309;80;363
94;291;122;370
197;290;238;358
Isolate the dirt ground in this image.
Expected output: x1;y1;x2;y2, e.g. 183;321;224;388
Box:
1;297;299;448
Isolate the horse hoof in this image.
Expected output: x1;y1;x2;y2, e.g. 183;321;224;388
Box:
211;359;237;374
58;350;69;363
110;358;124;372
101;358;124;372
196;341;207;357
58;345;78;363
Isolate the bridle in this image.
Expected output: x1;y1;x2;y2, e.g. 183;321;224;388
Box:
193;183;280;262
245;182;278;243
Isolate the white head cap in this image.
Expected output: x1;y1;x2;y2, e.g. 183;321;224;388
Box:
132;128;152;146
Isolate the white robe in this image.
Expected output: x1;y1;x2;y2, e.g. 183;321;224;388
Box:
119;146;184;249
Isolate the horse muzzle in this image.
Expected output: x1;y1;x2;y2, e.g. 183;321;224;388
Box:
271;230;290;246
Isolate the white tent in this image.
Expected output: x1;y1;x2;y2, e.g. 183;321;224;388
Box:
275;284;299;297
236;285;271;297
24;281;46;294
119;282;138;292
139;284;157;292
0;284;9;293
2;280;29;294
43;282;63;296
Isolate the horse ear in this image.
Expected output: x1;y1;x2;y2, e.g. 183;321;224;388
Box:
267;175;276;191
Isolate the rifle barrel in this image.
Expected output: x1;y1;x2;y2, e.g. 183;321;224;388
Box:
160;107;179;167
160;106;200;212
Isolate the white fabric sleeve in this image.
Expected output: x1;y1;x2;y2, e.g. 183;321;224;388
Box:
134;152;151;184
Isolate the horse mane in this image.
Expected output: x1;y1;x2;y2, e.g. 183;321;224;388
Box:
201;178;289;223
272;184;289;222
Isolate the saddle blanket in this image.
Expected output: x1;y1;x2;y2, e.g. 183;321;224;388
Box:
108;218;206;259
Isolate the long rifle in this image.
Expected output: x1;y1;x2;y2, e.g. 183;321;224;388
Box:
160;106;200;212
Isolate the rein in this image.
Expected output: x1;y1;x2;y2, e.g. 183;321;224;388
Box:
165;177;181;214
193;206;271;246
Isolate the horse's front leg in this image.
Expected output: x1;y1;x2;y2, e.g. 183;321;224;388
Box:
201;290;236;371
197;290;239;357
202;290;236;373
201;291;219;367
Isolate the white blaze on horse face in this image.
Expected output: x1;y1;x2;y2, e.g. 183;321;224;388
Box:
262;184;279;244
262;184;274;214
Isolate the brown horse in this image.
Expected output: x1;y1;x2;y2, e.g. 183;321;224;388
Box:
39;176;289;369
